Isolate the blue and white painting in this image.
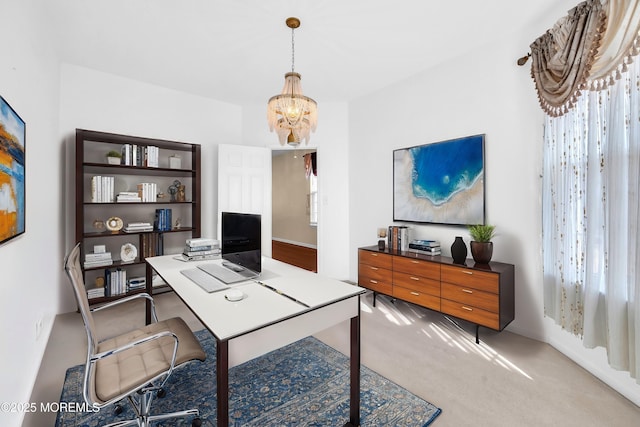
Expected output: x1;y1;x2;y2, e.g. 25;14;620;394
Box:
393;135;484;225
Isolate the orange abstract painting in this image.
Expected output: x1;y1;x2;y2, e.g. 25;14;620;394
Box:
0;96;25;245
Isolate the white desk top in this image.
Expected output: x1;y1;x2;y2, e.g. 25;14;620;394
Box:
146;255;365;341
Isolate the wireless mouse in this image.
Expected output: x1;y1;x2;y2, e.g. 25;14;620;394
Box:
224;289;245;302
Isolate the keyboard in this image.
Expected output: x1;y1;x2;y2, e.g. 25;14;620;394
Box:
197;262;257;284
180;268;229;293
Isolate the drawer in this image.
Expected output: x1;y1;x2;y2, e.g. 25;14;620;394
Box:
441;282;498;313
441;264;499;293
393;271;440;297
358;249;393;269
358;264;392;295
393;286;440;311
393;256;440;280
441;298;499;330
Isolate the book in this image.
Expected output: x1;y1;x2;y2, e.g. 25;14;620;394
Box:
186;238;218;248
408;248;442;256
411;239;440;247
409;243;441;252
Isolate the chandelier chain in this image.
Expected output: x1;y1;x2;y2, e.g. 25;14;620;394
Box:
291;27;295;73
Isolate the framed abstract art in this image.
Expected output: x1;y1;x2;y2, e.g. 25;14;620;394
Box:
0;96;26;245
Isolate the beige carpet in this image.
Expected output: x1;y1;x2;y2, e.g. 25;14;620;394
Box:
26;290;640;427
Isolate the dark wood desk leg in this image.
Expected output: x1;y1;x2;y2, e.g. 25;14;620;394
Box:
343;300;361;427
217;339;229;427
145;263;153;325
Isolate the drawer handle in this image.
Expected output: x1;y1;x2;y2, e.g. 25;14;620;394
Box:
369;266;379;271
410;276;420;281
462;270;474;275
370;253;378;257
411;260;420;264
369;280;378;284
462;289;473;294
462;306;473;311
410;291;420;296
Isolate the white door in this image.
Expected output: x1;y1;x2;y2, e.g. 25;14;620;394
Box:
217;144;272;256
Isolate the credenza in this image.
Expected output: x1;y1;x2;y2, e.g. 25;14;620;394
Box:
358;246;515;343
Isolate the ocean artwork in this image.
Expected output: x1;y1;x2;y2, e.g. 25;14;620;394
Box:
0;96;26;245
394;135;485;225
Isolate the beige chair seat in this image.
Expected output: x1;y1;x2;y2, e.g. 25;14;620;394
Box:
95;317;205;402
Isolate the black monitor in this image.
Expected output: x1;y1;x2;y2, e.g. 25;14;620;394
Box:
221;212;261;273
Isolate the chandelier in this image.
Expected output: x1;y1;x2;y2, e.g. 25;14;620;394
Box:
267;17;317;146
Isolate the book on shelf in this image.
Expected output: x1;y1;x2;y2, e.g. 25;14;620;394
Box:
141;232;164;258
121;144;159;167
124;222;154;232
84;251;113;268
127;276;146;291
388;225;409;251
116;191;142;203
154;208;173;231
408;247;442;256
411;239;441;247
90;176;115;203
409;242;441;252
136;182;157;202
104;268;127;297
87;287;105;298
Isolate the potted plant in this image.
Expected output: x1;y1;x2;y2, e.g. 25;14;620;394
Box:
467;224;496;264
106;150;122;165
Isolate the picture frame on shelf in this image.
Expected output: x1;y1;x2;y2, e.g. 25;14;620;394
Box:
0;96;26;245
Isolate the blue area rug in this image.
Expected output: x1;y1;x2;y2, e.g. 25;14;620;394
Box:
56;329;441;426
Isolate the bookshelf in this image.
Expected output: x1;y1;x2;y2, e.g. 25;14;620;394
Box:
75;129;201;305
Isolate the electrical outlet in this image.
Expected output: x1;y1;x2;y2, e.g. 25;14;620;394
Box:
35;318;43;340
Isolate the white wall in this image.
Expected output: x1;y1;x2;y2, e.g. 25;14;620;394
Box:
58;64;243;313
347;9;640;407
0;1;61;426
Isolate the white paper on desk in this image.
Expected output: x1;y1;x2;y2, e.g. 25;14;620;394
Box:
260;273;360;307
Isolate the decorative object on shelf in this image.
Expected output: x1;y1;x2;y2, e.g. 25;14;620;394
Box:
0;96;26;246
174;217;182;229
267;17;318;146
106;150;122;165
177;184;186;202
105;216;123;232
168;180;182;202
120;243;138;263
450;236;467;264
169;155;182;169
377;227;387;250
92;219;105;232
468;224;496;264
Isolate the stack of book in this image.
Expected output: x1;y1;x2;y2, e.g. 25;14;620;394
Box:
116;191;142;202
408;239;441;256
127;276;146;292
121;144;159;167
84;251;113;268
124;222;154;233
181;238;220;261
87;287;105;299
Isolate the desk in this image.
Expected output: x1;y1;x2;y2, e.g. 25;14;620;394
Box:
145;255;366;427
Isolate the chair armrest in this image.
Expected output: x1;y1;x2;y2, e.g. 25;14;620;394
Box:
91;293;159;323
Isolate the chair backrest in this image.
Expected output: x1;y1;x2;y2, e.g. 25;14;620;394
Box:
64;243;99;355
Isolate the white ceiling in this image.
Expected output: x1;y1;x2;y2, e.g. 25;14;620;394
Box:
44;0;575;105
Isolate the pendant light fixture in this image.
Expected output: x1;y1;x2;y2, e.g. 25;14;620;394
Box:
267;17;318;146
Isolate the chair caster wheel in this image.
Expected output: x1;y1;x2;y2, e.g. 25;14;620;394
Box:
114;404;123;415
192;417;203;427
157;388;166;398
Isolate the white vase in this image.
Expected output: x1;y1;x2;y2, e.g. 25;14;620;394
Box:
107;157;121;165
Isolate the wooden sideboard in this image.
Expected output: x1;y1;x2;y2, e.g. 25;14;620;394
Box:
358;246;515;342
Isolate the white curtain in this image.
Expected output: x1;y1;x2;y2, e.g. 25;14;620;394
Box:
543;56;640;382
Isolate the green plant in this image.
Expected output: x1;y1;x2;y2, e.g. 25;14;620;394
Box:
468;224;496;242
106;150;122;158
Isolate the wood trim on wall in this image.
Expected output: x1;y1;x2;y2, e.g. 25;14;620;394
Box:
272;240;317;272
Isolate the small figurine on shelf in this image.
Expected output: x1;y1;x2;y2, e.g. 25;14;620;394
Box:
377;227;387;250
177;184;186;202
174;217;182;229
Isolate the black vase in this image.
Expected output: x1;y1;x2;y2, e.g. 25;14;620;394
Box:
451;236;467;264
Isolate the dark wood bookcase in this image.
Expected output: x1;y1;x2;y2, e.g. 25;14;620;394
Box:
75;129;201;305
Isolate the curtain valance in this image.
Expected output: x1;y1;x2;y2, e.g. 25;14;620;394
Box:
530;0;606;117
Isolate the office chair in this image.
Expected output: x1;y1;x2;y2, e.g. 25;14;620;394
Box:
64;243;206;427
